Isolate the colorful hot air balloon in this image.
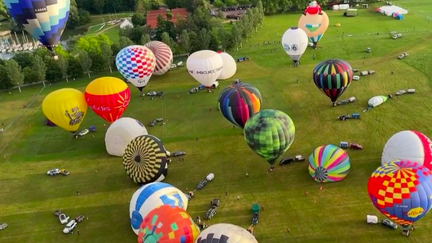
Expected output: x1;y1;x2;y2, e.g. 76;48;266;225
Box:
243;109;295;169
281;27;308;66
217;51;237;80
217;81;262;128
42;88;87;133
4;0;70;53
138;205;200;243
187;50;223;88
382;131;432;170
115;45;156;94
308;144;351;183
85;77;130;123
196;223;258;243
130;182;188;235
313;59;353;106
298;1;329;49
144;41;173;76
105;117;148;157
123;135;168;184
367;160;432;235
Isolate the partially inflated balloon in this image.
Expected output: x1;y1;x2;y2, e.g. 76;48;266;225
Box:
217;52;237;80
42;88;87;133
4;0;70;51
368;160;432;230
281;27;308;64
243;109;295;166
187;50;223;87
138;205;200;243
196;223;257;243
218;82;262;128
308;145;351;183
298;10;329;48
85;77;130;123
115;45;156;92
144;41;173;75
313;59;353;105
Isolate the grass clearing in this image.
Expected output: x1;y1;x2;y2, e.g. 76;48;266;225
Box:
2;1;432;242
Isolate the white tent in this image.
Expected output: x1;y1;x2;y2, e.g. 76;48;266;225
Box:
120;18;134;29
379;6;408;15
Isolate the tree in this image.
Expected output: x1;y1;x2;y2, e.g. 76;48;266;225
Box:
213;0;224;8
225;0;238;7
57;55;69;81
231;24;242;51
100;43;113;73
77;50;93;78
180;30;191;55
241;15;252;40
252;7;260;32
193;7;211;31
166;0;182;9
132;12;146;26
31;56;47;83
140;34;151;45
12;53;33;69
23;67;38;84
184;0;209;12
67;0;81;29
218;27;229;51
208;30;219;51
44;56;62;82
194;28;211;51
161;32;171;47
0;65;13;91
5;60;24;92
67;56;83;79
119;36;134;49
93;0;106;14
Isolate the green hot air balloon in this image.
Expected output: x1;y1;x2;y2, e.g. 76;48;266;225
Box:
243;109;295;171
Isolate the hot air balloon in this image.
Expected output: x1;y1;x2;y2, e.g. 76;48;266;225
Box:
123;135;168;184
138;205;200;243
298;1;329;49
130;182;188;235
281;27;308;67
243;109;295;170
217;51;237;80
115;45;156;95
363;95;392;112
313;59;353;106
308;144;351;183
42;88;87;133
85;77;130;123
367;160;432;236
196;223;258;243
4;0;70;56
144;41;173;76
187;50;223;89
217;81;262;128
382;131;432;170
105;117;148;157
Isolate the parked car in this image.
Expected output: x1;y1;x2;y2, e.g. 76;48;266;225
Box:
59;169;70;176
338;115;350;121
396;90;407;96
196;180;208;190
252;213;259;225
0;223;8;231
205;206;218;220
47;169;61;176
279;157;294;166
146;91;165;97
350;143;363;150
75;215;86;223
211;198;220;207
63;220;77;234
58;213;70;225
381;219;397;229
149;119;157;127
172;151;186;157
353;75;360;81
54;210;62;216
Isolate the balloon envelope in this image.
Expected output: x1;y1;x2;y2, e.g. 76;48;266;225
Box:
115;45;156;90
144;41;173;76
123;135;168;184
281;27;308;62
187;50;223;87
313;59;353;104
368;95;388;107
138;205;200;243
243;109;295;166
217;52;237;80
4;0;70;51
130;182;188;235
42;88;87;132
85;77;130;123
196;223;257;243
105;117;148;157
367;160;432;227
308;144;351;182
382;130;432;170
217;82;262;128
298;11;329;48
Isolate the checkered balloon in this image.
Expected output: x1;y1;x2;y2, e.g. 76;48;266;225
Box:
115;45;156;88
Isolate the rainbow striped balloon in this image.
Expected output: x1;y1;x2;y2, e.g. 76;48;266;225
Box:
144;41;173;76
308;144;351;183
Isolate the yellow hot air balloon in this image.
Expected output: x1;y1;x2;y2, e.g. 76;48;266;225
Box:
42;88;88;133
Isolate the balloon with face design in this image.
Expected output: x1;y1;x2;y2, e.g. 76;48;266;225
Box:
298;11;329;49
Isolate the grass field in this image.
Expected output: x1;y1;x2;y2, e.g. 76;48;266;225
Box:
2;1;432;242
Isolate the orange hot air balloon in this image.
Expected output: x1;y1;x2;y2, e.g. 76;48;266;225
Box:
85;77;131;123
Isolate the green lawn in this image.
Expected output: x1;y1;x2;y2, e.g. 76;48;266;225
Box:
2;1;432;242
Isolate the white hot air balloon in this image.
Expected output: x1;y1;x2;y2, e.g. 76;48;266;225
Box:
105;117;148;156
382;130;432;170
144;41;173;76
129;182;189;235
217;51;237;80
281;26;308;67
187;50;223;88
196;223;258;243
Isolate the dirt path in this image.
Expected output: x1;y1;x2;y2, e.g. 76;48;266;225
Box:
96;23;120;35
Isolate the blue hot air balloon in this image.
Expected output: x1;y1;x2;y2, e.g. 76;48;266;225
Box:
4;0;70;52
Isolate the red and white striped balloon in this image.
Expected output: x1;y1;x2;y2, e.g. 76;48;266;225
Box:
144;41;173;76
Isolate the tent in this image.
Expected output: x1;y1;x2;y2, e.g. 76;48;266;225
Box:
378;5;408;16
120;18;134;29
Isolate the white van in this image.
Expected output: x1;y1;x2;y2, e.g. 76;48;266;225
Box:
353;75;360;81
